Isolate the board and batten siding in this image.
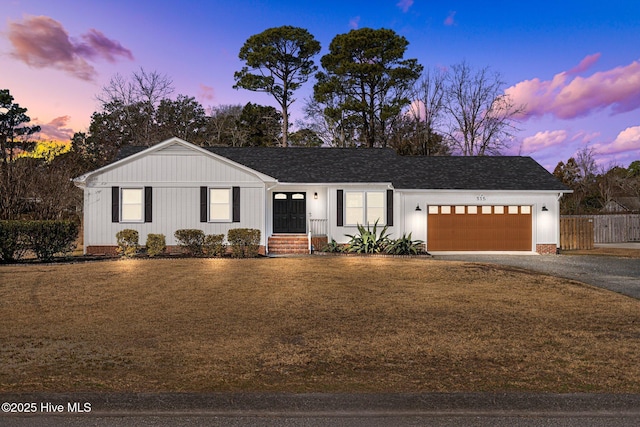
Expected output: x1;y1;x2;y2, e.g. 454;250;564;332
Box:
83;143;267;246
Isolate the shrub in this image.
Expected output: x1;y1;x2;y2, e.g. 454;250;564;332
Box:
24;220;79;261
344;220;390;254
174;229;204;256
146;233;166;257
0;221;30;262
203;234;226;257
227;228;261;258
322;239;345;253
384;233;425;255
116;229;139;257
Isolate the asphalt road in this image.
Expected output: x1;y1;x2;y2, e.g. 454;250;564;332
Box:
434;252;640;299
2;393;640;426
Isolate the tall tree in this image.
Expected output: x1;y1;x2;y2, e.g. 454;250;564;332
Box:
206;105;246;147
314;28;422;148
0;89;40;219
234;26;321;147
444;62;522;155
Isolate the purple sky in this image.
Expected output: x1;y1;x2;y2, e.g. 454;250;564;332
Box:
2;0;639;170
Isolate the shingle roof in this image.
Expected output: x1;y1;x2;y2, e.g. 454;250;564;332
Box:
114;145;569;191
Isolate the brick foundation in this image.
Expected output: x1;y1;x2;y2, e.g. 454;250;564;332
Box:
311;236;328;252
536;244;558;255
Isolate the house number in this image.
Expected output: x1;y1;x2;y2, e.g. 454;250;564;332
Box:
476;195;486;201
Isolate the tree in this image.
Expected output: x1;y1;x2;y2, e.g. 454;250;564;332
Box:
155;95;208;144
206;104;245;146
301;96;359;147
237;103;282;147
0;89;41;219
96;68;174;146
289;128;323;147
444;62;522;155
314;28;423;148
234;26;321;147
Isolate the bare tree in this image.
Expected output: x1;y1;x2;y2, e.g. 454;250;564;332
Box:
444;62;522;156
96;68;174;145
206;105;245;146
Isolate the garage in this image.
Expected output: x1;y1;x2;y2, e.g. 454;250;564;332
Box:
427;205;532;251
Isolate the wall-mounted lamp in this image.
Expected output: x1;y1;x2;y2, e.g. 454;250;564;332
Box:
314;192;318;199
415;204;422;211
541;205;548;212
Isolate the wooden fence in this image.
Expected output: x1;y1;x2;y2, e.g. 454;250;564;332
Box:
560;217;594;250
561;214;640;244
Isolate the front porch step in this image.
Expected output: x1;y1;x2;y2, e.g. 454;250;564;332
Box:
268;234;309;255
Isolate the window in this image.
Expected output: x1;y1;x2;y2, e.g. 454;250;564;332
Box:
209;188;231;221
366;192;385;224
344;191;386;225
121;188;143;222
201;186;239;223
345;192;364;225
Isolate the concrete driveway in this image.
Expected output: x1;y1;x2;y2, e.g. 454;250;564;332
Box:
434;252;640;299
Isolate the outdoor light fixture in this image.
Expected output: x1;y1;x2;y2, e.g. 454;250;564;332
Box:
415;204;422;211
314;192;318;199
541;205;548;212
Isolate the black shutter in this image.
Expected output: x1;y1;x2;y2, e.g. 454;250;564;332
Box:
111;186;119;223
200;186;207;222
386;189;394;226
232;187;240;222
144;187;152;223
337;189;344;227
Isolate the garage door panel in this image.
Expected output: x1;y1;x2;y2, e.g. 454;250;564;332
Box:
427;205;532;251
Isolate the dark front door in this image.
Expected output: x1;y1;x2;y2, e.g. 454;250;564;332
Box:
273;192;306;233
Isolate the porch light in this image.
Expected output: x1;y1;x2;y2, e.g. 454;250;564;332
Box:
541;205;548;212
415;204;422;211
314;192;318;199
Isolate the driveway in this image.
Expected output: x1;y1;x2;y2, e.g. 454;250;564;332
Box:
434;253;640;299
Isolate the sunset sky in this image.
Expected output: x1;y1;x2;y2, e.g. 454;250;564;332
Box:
2;0;639;170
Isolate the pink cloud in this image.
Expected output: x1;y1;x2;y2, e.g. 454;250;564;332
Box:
566;53;601;75
444;11;457;26
522;130;568;152
505;55;640;120
34;116;74;141
593;126;640;155
397;0;414;13
7;15;133;81
349;16;360;29
198;84;215;102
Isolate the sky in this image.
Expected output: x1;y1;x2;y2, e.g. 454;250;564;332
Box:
2;0;640;171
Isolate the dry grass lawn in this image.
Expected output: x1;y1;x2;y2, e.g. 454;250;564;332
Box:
1;257;639;393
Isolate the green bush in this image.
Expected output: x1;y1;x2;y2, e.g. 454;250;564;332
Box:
384;233;425;255
203;234;226;257
24;220;78;261
146;233;166;257
116;229;139;257
344;220;390;254
0;221;30;262
174;229;204;256
227;228;261;258
322;239;346;253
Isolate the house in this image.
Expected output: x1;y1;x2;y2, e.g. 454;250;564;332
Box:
603;196;640;214
73;137;571;255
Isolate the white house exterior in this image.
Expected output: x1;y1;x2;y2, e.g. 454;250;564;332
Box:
73;137;570;255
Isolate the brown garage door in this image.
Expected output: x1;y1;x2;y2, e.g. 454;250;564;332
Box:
427;205;532;251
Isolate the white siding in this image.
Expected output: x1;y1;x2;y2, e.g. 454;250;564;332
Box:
83;143;267;247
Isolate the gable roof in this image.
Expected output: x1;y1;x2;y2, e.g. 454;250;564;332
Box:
113;143;570;191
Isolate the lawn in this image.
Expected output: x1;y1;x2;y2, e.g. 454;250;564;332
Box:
1;257;639;393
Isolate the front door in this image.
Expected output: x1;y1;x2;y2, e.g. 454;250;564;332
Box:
273;192;306;233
